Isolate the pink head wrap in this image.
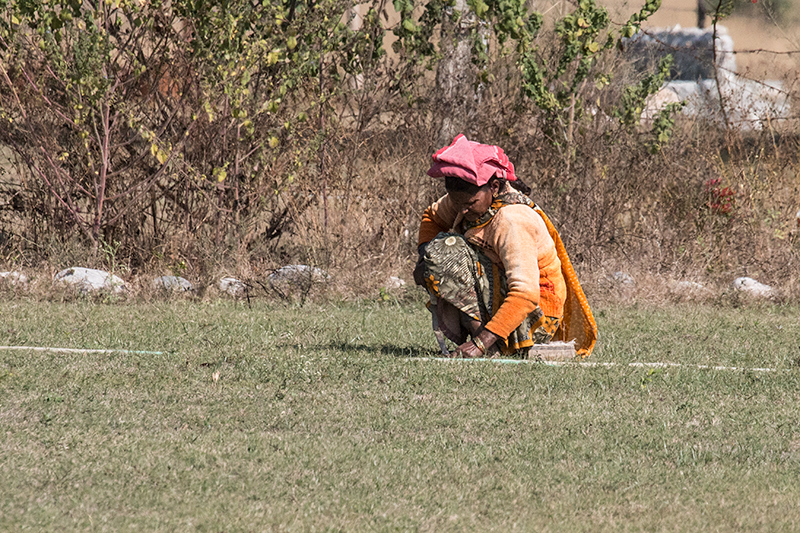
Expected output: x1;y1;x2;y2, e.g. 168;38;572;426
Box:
427;134;517;186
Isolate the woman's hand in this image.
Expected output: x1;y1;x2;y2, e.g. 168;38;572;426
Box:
452;329;500;358
453;341;484;358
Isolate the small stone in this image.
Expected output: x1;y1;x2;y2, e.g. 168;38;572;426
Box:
153;275;193;292
219;277;247;297
670;280;708;293
266;265;329;299
386;276;406;290
0;271;28;288
732;277;773;298
612;271;635;286
267;265;329;286
54;267;126;294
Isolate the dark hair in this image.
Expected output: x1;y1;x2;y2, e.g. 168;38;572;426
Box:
509;177;531;196
444;175;532;196
444;176;484;194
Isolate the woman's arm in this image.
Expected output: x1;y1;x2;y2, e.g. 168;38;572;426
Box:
418;194;458;246
482;206;548;339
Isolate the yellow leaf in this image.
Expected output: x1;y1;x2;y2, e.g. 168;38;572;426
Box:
269;136;280;148
204;101;215;123
156;149;168;165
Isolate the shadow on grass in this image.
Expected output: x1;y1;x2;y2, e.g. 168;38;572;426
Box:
278;342;440;358
331;342;443;358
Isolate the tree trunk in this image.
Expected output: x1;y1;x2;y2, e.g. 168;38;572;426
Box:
434;0;479;148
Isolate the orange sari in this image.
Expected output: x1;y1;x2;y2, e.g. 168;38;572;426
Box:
534;208;597;358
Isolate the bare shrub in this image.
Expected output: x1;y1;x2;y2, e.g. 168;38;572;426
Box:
0;0;798;304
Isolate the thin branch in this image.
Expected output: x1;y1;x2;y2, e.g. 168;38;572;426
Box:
711;3;731;132
105;121;197;226
9;141;94;241
17;68;76;128
40;147;93;198
0;57;27;120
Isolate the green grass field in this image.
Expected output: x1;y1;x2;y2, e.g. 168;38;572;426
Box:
2;298;800;531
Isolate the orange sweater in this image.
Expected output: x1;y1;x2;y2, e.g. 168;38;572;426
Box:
419;194;566;339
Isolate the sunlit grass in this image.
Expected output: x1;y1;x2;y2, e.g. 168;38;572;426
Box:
1;299;799;530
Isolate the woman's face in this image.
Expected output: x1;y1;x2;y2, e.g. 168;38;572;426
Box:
448;180;501;222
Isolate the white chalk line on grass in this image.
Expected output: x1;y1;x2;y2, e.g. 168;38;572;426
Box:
0;347;787;372
0;345;165;355
406;357;787;373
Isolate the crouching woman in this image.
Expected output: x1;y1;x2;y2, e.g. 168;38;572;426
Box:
413;135;596;359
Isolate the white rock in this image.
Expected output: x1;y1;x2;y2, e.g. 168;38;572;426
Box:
612;271;635;286
732;277;773;298
386;276;406;290
0;271;28;287
670;280;707;292
267;265;329;286
219;277;247;297
669;280;711;299
54;267;126;294
153;275;193;292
